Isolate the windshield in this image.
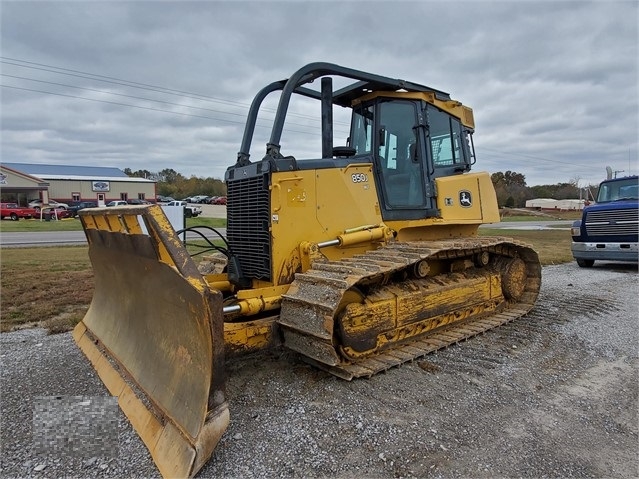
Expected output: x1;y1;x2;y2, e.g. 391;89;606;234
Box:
596;178;639;202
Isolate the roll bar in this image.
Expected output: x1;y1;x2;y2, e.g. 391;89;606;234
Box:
236;62;451;165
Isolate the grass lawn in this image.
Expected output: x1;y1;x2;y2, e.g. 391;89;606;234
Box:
499;209;581;222
0;217;84;232
479;228;573;265
0;216;226;232
0;246;93;333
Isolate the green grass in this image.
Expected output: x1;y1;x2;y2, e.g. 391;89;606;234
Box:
479;228;573;265
187;217;227;228
0;246;93;333
499;210;581;222
0;217;84;231
0;215;226;232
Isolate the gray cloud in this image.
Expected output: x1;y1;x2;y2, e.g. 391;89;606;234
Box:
1;1;637;187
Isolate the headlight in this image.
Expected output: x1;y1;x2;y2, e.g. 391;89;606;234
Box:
571;227;581;236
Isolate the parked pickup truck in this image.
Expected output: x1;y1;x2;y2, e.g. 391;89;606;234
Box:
68;201;98;217
165;200;202;218
571;175;638;267
0;203;38;220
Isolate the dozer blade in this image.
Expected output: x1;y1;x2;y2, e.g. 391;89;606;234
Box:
73;205;229;478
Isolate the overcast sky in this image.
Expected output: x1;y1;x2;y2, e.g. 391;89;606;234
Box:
1;1;637;187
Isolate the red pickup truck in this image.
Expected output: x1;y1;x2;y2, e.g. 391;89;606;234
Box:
0;203;38;220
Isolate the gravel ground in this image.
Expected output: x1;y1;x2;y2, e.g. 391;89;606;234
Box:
1;262;637;478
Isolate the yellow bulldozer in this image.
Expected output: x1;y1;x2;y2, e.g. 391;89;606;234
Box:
73;63;541;477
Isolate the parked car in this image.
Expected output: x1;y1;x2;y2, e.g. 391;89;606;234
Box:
28;199;70;210
106;200;129;207
40;206;71;220
68;201;98;217
127;199;151;205
156;196;175;204
211;196;227;205
0;202;38;220
164;200;202;217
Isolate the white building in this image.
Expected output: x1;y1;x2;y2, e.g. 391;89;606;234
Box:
525;198;585;210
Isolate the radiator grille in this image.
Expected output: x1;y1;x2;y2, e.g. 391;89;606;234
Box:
226;173;271;281
585;208;639;236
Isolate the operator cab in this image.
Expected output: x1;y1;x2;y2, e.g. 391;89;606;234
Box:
348;95;475;221
229;62;478;223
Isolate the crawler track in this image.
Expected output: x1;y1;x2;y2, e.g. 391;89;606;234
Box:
278;237;541;379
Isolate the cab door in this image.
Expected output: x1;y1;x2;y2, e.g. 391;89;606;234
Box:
374;100;437;221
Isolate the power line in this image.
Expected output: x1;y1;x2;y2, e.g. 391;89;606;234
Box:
1;73;249;118
478;146;591;168
1;84;354;137
1;73;345;134
0;57;351;125
1;56;239;104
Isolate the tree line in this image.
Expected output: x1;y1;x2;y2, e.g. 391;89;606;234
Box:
490;171;598;208
124;167;596;207
124;168;227;200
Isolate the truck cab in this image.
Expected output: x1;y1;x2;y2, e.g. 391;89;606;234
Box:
571;175;639;267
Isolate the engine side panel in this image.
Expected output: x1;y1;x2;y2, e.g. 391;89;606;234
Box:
270;163;385;284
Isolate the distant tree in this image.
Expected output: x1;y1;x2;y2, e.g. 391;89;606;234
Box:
554;182;580;200
504;171;527;186
492;169;594;207
491;170;526;186
491;171;505;186
493;182;509;207
530;185;552;198
159;168;181;184
491;170;529;207
131;169;152;179
125;166;227;199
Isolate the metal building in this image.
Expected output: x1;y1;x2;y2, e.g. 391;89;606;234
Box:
1;163;156;206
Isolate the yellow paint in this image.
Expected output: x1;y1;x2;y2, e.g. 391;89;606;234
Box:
337;225;390;246
339;272;504;356
352;91;475;128
270;165;385;285
386;172;500;241
435;172;500;222
269;167;500;284
236;284;290;300
223;317;279;353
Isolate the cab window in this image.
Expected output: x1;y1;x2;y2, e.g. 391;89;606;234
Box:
428;106;465;168
350;105;374;155
377;101;425;208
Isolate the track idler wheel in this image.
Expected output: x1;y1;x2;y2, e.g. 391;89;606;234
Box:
413;259;430;278
497;257;527;300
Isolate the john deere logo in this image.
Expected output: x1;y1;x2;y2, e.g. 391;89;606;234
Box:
459;190;472;208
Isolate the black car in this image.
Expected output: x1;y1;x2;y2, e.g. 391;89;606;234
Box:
68;201;98;217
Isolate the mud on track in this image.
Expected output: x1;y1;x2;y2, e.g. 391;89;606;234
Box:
1;262;637;478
